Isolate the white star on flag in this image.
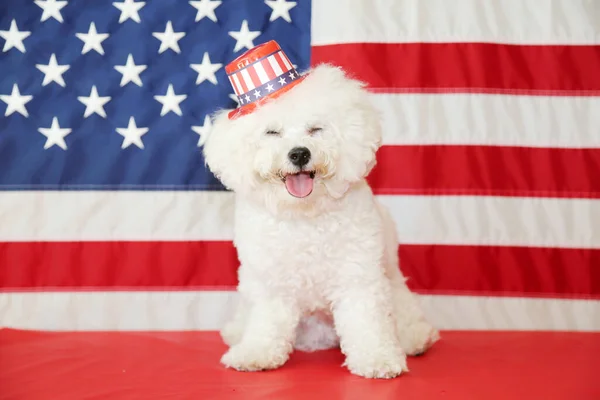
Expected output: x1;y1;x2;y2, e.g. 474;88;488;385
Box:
36;53;70;87
0;19;31;53
190;52;222;85
189;0;221;22
34;0;68;23
34;0;67;24
77;85;111;118
38;117;71;150
154;84;187;116
152;21;186;54
116;117;149;149
228;20;261;52
265;0;297;23
0;84;33;117
114;54;147;87
113;0;145;23
76;22;109;55
192;115;212;147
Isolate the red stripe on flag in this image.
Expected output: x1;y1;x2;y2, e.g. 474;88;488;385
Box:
368;145;600;198
400;244;600;299
311;43;600;95
1;242;597;299
0;241;239;291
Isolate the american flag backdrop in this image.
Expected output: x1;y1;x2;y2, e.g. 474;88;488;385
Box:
0;0;599;332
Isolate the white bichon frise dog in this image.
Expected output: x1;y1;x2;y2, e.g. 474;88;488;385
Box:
202;41;439;379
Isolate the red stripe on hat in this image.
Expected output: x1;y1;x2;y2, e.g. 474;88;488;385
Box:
274;52;289;73
235;72;249;94
261;57;277;81
281;52;294;70
247;66;262;89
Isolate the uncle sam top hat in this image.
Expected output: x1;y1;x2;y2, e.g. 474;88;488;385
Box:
225;40;306;120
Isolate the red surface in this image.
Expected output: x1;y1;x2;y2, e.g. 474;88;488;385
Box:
2;242;599;299
311;43;600;95
370;145;600;198
0;329;598;400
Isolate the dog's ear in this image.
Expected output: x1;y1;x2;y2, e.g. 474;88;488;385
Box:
335;100;382;184
317;66;382;185
201;109;248;191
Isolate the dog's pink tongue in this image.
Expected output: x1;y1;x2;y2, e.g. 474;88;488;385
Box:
285;173;314;198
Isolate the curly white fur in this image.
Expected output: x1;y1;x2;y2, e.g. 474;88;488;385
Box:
202;64;439;379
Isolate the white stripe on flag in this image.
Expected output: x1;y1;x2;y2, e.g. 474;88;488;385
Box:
1;191;599;248
311;0;600;45
373;93;600;147
1;291;597;332
0;191;235;241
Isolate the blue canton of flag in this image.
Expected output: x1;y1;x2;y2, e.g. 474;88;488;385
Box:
0;0;311;190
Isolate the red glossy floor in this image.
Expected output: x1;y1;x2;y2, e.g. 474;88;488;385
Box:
0;329;598;400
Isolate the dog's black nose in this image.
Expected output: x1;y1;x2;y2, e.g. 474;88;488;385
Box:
288;147;311;167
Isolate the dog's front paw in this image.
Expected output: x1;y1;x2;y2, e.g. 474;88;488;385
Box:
220;342;290;372
399;320;440;356
345;350;408;379
220;321;243;347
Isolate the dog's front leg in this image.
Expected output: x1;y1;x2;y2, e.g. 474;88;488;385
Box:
220;296;299;372
330;282;408;379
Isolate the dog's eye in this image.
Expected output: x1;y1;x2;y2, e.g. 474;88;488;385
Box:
265;130;280;136
308;126;322;135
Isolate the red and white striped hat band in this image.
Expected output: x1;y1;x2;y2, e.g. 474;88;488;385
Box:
226;44;301;107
